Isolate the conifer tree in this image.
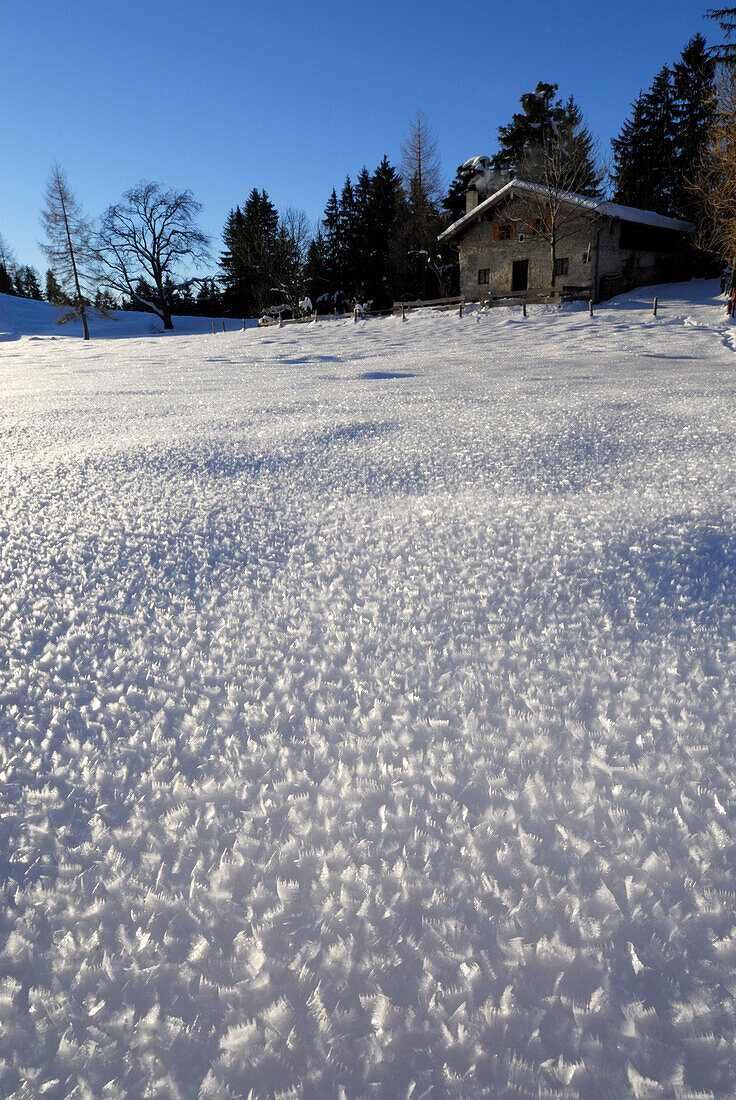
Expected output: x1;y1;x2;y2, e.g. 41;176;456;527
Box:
0;263;13;296
673;34;717;220
45;269;65;304
364;157;405;307
41;164;95;339
492;83;601;197
613;40;715;219
14;266;42;300
708;7;736;65
339;177;359;295
612;93;650;208
304;231;329;309
613;69;677;213
219;189;279;316
321;189;343;305
442;169;469;223
353;166;373;287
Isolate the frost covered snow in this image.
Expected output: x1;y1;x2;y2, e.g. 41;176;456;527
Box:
1;282;736;1098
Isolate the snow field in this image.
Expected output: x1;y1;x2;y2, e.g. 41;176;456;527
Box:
1;284;736;1097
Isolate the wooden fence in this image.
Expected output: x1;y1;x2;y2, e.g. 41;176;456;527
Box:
257;295;466;327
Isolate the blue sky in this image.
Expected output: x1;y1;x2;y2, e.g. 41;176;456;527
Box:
0;0;714;278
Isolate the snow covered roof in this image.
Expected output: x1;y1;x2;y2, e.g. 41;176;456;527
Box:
438;178;695;242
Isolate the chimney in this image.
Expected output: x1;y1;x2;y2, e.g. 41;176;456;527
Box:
466;189;479;215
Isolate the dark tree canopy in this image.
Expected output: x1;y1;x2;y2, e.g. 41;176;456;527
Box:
708;7;736;64
219;189;280;317
612;36;715;220
491;83;601;197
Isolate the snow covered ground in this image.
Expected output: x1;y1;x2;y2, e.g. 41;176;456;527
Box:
0;293;241;341
1;282;736;1098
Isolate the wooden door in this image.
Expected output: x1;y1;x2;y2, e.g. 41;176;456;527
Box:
512;259;529;292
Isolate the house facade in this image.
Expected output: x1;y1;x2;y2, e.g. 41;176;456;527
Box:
439;179;694;303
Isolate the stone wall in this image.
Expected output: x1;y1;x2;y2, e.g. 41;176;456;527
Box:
458;196;595;300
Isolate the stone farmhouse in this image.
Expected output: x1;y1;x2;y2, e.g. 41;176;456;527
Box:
439;176;694;303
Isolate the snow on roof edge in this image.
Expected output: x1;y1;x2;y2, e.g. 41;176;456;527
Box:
438;178;695;241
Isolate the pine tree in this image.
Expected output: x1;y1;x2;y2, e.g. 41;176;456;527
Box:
41;164;95;339
353;167;373;297
673;34;716;220
14;266;42;300
442;169;469;223
45;269;65;304
708;7;736;65
0;263;14;295
612;68;677;213
613;40;715;220
321;188;342;306
364;157;405;308
492;83;601;197
219;189;280;316
612;93;649;208
304;231;330;309
339;177;362;298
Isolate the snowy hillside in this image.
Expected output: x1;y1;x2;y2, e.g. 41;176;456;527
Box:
0;291;243;340
1;281;736;1097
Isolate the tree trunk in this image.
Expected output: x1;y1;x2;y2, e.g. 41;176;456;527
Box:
59;185;90;340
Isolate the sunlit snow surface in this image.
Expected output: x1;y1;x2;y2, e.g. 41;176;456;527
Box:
2;284;736;1098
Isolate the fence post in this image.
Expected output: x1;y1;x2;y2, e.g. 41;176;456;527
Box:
279;312;283;327
589;299;593;316
242;318;246;331
522;300;527;318
402;303;406;321
653;296;658;317
211;321;215;334
354;305;358;323
313;311;318;323
222;321;226;332
459;298;464;317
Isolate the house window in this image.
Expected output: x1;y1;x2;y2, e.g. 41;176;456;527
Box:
498;222;515;240
478;268;490;284
528;216;551;236
554;258;569;276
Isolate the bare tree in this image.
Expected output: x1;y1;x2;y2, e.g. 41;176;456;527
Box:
271;206;312;313
40;164;95;339
96;182;209;330
0;233;17;294
401;108;442;203
692;66;736;290
514;117;604;287
0;232;16;273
